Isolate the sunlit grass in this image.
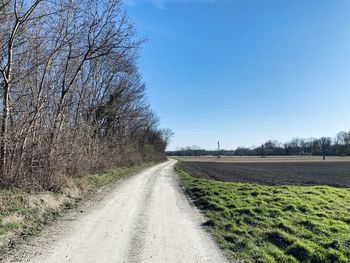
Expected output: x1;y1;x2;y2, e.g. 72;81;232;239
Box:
176;164;350;263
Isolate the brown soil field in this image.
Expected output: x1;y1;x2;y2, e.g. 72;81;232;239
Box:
179;161;350;187
175;155;350;163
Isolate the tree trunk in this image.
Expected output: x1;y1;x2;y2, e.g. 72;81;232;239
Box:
1;82;10;178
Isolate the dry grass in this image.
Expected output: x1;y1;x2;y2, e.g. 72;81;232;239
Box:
0;162;156;257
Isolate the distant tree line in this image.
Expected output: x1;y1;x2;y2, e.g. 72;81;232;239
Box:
0;0;171;190
168;131;350;157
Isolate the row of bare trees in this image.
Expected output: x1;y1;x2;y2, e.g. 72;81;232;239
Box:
169;131;350;157
0;0;171;190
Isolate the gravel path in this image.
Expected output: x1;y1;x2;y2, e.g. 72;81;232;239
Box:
4;159;228;263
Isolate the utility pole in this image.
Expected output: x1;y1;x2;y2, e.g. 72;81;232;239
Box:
217;141;221;158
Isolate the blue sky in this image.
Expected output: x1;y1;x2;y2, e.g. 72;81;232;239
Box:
124;0;350;150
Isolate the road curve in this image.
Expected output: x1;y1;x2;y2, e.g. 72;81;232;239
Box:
7;159;228;263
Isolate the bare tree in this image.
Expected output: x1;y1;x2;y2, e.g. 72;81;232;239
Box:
0;0;168;189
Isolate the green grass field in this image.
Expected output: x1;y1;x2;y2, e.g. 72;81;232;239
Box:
176;164;350;263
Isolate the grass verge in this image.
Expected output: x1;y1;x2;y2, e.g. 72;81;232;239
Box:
0;162;157;257
176;163;350;263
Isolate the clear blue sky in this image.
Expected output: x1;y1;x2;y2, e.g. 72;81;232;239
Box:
124;0;350;150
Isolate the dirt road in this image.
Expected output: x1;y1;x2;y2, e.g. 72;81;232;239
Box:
5;159;228;263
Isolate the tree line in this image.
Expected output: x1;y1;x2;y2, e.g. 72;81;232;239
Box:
0;0;171;190
168;131;350;157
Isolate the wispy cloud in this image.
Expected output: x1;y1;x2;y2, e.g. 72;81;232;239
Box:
125;0;234;10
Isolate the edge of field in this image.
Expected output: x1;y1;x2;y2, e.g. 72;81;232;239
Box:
0;161;161;258
173;155;350;163
175;161;350;263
